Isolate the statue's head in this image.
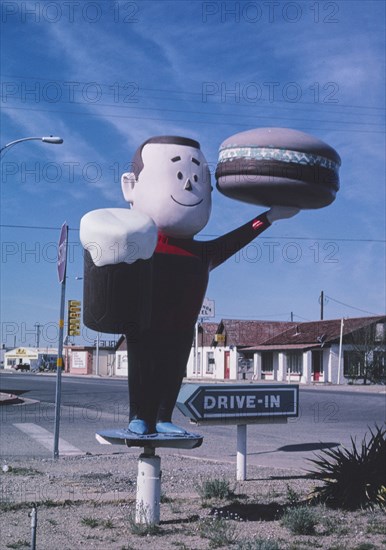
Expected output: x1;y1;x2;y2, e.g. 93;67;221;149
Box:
121;136;212;238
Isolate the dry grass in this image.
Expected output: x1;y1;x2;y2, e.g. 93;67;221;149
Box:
1;453;385;550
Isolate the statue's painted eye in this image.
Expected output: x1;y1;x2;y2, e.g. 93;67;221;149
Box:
177;172;183;180
193;175;198;183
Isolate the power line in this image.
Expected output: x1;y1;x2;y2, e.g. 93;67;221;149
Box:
0;224;384;243
199;234;386;243
215;312;293;320
3;97;383;128
2;105;384;135
0;224;78;231
3;74;385;112
324;294;384;316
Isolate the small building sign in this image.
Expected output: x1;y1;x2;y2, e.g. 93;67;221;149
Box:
177;384;299;423
200;297;215;318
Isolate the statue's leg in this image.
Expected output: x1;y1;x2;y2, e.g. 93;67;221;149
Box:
126;331;159;434
156;329;194;432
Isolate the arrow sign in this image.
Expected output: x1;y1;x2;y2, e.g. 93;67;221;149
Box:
177;384;299;423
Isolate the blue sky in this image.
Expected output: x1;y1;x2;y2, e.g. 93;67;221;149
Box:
1;0;385;348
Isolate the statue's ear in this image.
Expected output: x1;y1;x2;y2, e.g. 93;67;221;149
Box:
121;172;137;203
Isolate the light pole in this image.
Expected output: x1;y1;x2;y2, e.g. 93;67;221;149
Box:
0;136;63;157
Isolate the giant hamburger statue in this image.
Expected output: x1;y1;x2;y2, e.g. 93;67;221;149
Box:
80;129;341;437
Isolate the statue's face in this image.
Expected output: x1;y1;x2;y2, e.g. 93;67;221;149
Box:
122;143;212;238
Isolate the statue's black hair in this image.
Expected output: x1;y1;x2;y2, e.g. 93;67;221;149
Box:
131;136;201;179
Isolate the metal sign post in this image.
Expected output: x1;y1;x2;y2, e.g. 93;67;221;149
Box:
177;383;299;480
53;222;68;459
237;424;247;481
194;297;215;376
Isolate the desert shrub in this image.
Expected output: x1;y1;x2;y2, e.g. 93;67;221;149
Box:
198;516;238;547
236;539;281;550
308;425;386;510
195;477;235;501
281;505;318;535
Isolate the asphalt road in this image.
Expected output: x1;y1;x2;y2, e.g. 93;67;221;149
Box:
1;372;385;473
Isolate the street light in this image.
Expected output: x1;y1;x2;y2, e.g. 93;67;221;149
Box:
0;135;64;156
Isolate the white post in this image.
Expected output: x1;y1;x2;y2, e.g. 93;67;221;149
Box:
236;424;247;481
136;448;161;525
96;332;100;376
194;321;198;376
337;318;344;385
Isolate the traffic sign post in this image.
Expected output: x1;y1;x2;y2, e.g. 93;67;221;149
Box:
54;222;68;459
177;384;299;480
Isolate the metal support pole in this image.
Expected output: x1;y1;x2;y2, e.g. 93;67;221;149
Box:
96;332;100;376
53;277;66;458
54;223;68;459
194;321;198;376
236;424;247;481
136;447;161;525
337;318;344;385
30;505;37;550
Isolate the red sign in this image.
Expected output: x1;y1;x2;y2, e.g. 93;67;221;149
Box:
57;222;68;283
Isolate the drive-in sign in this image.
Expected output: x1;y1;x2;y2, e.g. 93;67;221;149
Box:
177;384;299;423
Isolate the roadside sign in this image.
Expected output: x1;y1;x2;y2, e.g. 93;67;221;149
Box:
177;384;299;423
57;222;68;283
68;300;81;336
200;297;215;318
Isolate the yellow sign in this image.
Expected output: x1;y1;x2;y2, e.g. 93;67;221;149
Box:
68;300;81;336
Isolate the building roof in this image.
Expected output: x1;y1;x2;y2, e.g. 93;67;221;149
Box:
215;319;297;347
198;323;218;347
244;316;386;351
113;315;385;352
115;335;126;351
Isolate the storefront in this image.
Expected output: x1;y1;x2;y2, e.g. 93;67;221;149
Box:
4;347;58;370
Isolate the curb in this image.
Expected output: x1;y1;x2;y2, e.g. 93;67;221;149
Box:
0;393;24;406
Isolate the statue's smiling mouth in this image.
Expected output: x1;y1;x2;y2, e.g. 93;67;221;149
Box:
171;195;203;207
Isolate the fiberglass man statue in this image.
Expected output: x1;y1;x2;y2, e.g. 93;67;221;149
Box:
80;136;299;436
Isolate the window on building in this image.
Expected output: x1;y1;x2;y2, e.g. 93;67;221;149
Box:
343;351;364;378
261;351;273;372
372;351;386;381
206;351;215;374
286;351;303;374
375;323;386;342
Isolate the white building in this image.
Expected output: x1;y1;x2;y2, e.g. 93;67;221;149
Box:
4;347;58;370
186;317;386;385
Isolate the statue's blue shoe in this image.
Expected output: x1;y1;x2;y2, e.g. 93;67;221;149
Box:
156;422;187;435
128;419;150;435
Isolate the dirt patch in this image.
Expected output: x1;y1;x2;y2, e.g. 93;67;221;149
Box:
1;452;385;549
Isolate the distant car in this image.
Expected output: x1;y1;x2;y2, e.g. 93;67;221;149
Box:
12;363;30;372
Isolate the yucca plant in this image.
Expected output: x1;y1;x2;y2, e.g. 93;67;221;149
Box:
307;425;386;510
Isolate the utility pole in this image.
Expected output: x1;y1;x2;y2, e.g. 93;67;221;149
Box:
320;291;324;320
34;323;41;349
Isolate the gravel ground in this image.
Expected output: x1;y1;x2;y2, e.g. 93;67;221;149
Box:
1;451;385;550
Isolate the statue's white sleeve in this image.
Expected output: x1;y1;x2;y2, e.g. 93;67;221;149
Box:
80;208;158;266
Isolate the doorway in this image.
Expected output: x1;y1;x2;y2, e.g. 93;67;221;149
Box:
312;350;323;381
224;351;230;379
